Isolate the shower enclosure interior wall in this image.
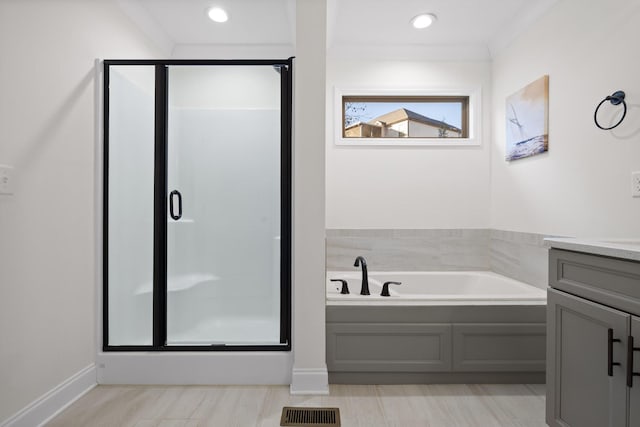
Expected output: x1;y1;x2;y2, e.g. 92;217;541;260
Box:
104;59;292;351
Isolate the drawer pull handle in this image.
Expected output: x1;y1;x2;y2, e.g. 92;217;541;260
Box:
626;335;640;387
608;328;621;377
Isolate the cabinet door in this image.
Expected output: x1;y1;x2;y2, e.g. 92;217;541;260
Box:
547;289;629;427
629;316;640;427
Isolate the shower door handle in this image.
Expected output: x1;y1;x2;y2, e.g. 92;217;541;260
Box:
169;190;182;220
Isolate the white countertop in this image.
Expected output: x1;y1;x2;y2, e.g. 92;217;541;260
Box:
544;237;640;262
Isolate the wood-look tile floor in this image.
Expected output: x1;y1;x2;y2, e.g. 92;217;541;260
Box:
46;384;546;427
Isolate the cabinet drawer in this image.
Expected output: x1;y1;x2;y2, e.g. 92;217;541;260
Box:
326;323;452;372
550;249;640;316
452;323;546;372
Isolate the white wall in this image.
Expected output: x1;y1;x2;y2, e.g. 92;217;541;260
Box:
291;0;328;394
0;0;164;422
491;0;640;237
326;59;492;229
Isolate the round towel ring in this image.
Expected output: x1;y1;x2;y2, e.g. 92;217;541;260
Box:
594;90;627;130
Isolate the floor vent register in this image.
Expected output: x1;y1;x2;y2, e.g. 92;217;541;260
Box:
280;407;341;426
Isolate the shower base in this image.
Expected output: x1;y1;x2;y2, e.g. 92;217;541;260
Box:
166;316;281;346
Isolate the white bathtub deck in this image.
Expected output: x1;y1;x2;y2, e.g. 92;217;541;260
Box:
327;270;547;306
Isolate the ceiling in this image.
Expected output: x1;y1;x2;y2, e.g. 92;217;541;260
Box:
117;0;558;58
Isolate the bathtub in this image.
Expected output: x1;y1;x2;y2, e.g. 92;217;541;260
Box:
325;270;547;384
326;270;546;305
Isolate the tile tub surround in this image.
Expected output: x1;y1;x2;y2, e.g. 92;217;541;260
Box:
326;229;554;289
490;230;555;290
326;229;490;271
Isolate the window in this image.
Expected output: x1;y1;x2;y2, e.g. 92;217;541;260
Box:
336;89;480;146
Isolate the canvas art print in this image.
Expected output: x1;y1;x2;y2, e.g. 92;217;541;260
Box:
505;75;549;161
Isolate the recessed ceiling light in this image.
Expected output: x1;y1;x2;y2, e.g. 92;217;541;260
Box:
411;13;437;29
207;7;229;23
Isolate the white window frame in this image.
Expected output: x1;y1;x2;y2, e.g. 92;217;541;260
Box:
334;87;481;146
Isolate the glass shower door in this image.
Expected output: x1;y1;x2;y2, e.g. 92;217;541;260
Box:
165;65;284;346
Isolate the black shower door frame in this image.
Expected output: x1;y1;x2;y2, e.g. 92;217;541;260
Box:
102;59;293;352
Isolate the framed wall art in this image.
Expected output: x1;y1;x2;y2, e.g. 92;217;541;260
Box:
505;75;549;161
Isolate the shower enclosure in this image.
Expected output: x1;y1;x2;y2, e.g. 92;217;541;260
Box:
103;59;292;351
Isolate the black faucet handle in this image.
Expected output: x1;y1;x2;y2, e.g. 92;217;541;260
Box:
381;281;401;297
330;279;350;294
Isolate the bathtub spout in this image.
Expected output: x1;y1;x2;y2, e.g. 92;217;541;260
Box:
353;256;370;295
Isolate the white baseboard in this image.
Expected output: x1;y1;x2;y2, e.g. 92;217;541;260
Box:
290;367;329;395
97;352;293;384
1;364;97;427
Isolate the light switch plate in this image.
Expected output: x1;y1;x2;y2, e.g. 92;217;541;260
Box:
0;165;14;195
632;171;640;198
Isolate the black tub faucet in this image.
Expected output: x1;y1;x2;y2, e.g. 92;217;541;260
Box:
381;281;401;297
330;279;350;294
354;256;369;295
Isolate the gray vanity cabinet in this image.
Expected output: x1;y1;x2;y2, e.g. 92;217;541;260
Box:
546;248;640;427
546;289;628;427
630;316;640;427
